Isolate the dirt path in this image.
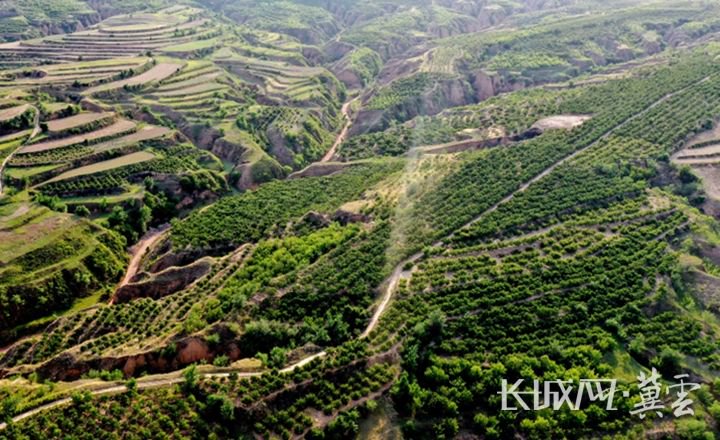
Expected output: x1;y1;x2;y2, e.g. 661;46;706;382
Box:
321;98;356;162
111;224;170;304
0;355;326;431
0;378;186;430
0;105;39;196
361;252;422;339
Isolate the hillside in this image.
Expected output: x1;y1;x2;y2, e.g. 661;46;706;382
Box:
4;1;720;439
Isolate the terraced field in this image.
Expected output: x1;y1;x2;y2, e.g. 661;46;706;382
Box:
0;201;126;333
0;6;218;68
45;112;113;134
0;102;184;198
7;2;720;440
213;51;338;105
138;61;244;124
0;103;29;122
0;57;151;90
43;151;156;183
84;62;184;95
92;126;171;153
20;119;136;154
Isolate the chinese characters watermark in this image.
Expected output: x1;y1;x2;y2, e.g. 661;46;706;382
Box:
498;368;700;418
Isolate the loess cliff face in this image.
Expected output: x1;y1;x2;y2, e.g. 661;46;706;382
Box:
113;258;213;304
351;75;477;135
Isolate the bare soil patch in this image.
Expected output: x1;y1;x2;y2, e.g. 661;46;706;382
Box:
92;125;170;153
0;104;29;122
532;114;592;131
689;167;720;200
46;112;113;133
686;124;720;148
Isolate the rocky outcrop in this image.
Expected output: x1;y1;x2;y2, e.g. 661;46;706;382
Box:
114;258;213;304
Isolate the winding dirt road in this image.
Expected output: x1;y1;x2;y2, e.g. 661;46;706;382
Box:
321;98;356;162
0;105;39;196
111;225;170;304
1;73;713;431
360;252;422;338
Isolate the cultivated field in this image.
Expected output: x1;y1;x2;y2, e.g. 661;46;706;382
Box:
8;2;720;439
0;103;29;122
20;120;136;153
0;7;216;68
84;63;183;95
45;112;113;133
44;151;156;183
92;125;171;153
0;58;151;89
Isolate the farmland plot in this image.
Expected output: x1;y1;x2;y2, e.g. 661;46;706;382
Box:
43;151;156;183
45;112;113;134
84;63;184;95
20;120;136;153
0;103;29;122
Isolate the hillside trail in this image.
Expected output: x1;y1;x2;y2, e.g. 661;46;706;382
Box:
1;74;714;431
0;105;39;196
110;224;171;304
321;98;357;162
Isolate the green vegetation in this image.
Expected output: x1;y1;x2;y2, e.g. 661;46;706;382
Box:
334;47;383;88
0;0;96;42
236;105;334;168
6;2;720;439
171;160;402;248
368;73;454;111
339;87;575;160
0;105;34;136
0;203;126;332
